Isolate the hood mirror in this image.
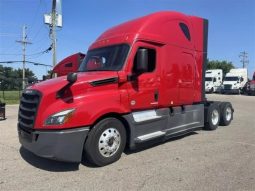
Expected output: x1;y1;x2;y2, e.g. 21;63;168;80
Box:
57;72;77;99
67;72;77;84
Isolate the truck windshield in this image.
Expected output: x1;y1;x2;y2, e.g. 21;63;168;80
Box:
205;77;213;81
224;77;239;81
79;44;129;72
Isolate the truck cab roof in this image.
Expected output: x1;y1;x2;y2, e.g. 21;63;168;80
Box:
90;11;206;52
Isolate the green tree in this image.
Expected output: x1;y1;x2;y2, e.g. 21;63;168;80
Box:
207;60;235;76
0;65;37;90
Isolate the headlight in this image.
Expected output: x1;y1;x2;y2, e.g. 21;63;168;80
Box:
45;109;75;125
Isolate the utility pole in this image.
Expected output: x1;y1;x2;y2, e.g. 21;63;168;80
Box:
16;25;32;89
239;51;249;68
51;0;57;69
44;0;62;78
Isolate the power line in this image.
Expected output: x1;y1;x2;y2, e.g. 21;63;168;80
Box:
0;60;52;67
27;0;44;37
0;22;20;27
31;24;45;42
0;53;21;56
0;33;19;37
28;0;50;42
0;45;52;56
28;44;52;55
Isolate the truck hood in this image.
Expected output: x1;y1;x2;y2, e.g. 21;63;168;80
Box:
28;71;122;130
30;71;119;95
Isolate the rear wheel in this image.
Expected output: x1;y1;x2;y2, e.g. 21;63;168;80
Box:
205;103;220;130
84;118;126;166
219;102;233;126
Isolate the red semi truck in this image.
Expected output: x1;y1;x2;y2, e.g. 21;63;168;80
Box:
247;72;255;95
18;12;234;166
52;53;85;77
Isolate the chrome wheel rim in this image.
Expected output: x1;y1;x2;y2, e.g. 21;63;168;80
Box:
212;109;219;125
98;128;121;158
226;107;232;121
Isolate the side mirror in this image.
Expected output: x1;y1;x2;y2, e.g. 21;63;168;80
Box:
135;49;148;73
240;77;244;82
213;78;216;82
67;72;77;84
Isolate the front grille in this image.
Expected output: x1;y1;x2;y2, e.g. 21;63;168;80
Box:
18;90;41;132
224;84;232;90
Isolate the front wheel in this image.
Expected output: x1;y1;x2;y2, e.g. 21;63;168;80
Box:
84;118;126;166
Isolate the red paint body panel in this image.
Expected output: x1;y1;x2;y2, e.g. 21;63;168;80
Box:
28;11;208;130
30;72;130;129
52;53;85;77
247;72;255;94
252;72;255;83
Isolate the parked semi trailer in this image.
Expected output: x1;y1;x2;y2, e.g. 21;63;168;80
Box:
222;68;248;94
205;69;223;93
18;11;234;166
52;53;85;77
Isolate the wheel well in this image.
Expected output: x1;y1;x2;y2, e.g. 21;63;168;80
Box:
91;113;131;149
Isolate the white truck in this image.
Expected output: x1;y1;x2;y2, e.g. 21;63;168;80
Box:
205;69;223;93
222;68;248;94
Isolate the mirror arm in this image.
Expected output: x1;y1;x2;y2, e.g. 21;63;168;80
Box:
127;74;138;81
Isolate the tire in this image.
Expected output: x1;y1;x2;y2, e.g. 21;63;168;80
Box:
219;102;233;126
84;118;126;166
205;103;220;130
210;87;214;93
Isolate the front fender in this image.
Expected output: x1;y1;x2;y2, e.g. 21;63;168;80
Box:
35;89;130;129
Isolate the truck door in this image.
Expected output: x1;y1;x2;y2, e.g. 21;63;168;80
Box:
178;51;195;104
127;44;160;110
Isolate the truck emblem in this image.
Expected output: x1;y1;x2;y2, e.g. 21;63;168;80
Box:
131;100;136;106
25;90;33;94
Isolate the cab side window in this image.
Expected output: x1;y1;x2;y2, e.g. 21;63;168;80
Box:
179;23;191;41
133;47;156;73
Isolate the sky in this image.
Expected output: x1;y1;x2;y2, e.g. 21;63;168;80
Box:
0;0;255;79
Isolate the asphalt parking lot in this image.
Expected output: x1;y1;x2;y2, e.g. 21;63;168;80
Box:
0;94;255;191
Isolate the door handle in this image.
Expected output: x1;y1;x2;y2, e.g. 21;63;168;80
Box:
154;90;159;101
